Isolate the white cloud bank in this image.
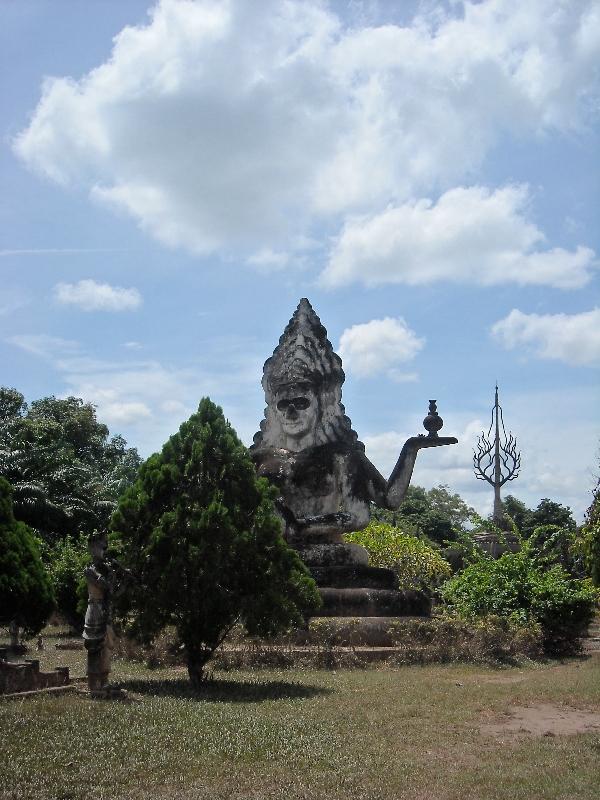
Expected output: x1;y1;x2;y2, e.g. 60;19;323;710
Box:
6;331;265;453
321;185;597;288
338;317;424;379
492;308;600;366
14;0;599;278
54;279;142;311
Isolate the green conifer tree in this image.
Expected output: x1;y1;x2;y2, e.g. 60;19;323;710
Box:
0;477;54;637
110;398;320;687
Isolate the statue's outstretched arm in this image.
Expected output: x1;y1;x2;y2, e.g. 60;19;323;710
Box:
379;401;458;510
385;433;457;509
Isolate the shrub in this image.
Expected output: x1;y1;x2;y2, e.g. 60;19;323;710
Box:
345;520;452;590
212;614;543;670
441;545;598;655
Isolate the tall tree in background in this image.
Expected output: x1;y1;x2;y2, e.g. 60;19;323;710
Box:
502;495;577;539
0;388;141;544
501;495;531;533
111;398;320;687
502;494;581;575
373;484;474;545
582;476;600;586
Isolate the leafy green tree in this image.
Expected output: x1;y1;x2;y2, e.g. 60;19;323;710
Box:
529;498;576;534
528;524;581;575
110;398;320;687
0;387;27;422
345;520;451;591
581;477;600;586
501;495;530;533
44;533;89;630
0;389;141;543
373;484;474;545
500;495;580;573
0;478;54;637
502;495;577;540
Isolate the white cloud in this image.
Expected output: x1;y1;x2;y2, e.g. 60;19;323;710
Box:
100;401;153;425
338;317;424;378
246;248;290;272
13;0;600;261
0;248;125;257
54;279;142;312
7;334;80;359
491;308;600;366
321;185;597;288
0;289;31;317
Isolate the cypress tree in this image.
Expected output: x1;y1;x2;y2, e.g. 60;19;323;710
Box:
111;398;320;687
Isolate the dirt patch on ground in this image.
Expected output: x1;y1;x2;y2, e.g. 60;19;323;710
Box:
481;703;600;738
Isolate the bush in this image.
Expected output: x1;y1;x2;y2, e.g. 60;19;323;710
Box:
441;545;598;655
111;398;320;687
211;615;543;670
344;520;452;591
112;627;183;669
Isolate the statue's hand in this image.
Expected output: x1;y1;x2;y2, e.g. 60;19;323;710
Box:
409;434;458;451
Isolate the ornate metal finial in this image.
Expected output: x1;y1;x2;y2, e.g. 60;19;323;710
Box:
473;385;521;524
423;400;444;438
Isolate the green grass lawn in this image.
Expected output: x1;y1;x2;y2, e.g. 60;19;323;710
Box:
1;632;599;800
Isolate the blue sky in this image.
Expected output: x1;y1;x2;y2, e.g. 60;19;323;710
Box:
1;0;599;519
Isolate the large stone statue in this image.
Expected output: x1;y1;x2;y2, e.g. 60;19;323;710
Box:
82;533;116;693
250;299;457;617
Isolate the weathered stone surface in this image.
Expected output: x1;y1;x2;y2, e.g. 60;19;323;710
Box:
0;651;69;695
473;531;520;558
308;565;396;590
316;588;431;618
251;298;456;619
295;542;369;567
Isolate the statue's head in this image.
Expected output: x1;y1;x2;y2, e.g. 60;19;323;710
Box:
251;299;362;453
89;532;107;564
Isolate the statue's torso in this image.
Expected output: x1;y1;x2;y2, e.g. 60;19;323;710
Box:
252;442;381;535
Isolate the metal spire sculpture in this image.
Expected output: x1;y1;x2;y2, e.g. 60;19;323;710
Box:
473;385;521;525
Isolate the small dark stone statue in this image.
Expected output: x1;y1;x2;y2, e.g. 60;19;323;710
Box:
251;299;457;618
82;533;117;693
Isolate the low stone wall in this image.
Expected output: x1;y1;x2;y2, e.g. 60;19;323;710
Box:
0;649;70;694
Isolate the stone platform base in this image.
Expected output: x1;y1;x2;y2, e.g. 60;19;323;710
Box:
295;540;431;620
0;650;70;695
315;588;431;618
473;531;520;558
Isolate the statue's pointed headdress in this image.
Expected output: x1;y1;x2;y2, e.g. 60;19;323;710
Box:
252;299;361;450
263;298;344;395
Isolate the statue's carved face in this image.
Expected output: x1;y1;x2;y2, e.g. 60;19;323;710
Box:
275;384;318;443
